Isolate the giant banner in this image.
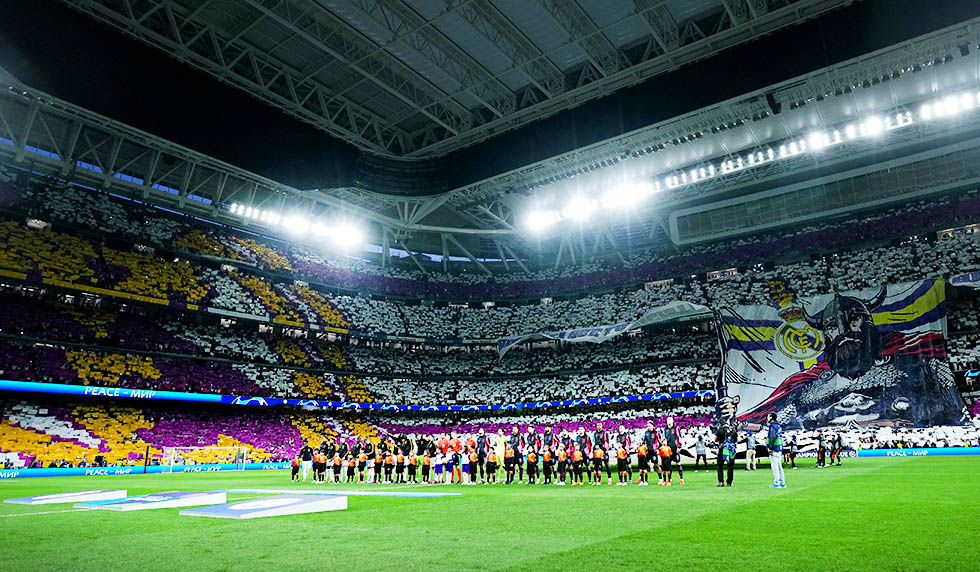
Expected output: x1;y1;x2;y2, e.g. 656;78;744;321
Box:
715;279;968;430
496;301;710;356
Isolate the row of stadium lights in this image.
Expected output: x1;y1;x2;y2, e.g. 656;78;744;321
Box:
227;203;364;248
525;90;980;233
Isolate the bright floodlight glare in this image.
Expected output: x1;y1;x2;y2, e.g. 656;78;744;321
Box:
919;103;932;120
230;203;239;214
807;132;827;151
600;182;650;209
566;198;593;220
526;210;556;232
310;223;328;236
284;216;310;234
333;223;364;248
944;96;961;115
864;116;884;136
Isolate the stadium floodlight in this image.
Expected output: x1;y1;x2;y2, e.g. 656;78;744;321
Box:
920;103;933;120
245;207;253;218
600;182;652;209
283;215;310;234
565;198;594;220
807;131;828;151
310;223;328;236
868;116;884;135
944;95;962;115
961;92;974;111
230;203;239;214
525;210;557;233
332;223;364;248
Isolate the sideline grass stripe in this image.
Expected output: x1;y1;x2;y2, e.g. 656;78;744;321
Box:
0;508;95;518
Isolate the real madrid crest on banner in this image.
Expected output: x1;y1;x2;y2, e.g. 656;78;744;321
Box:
774;306;825;371
769;278;825;370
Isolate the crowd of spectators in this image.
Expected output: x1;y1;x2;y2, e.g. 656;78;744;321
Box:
8;165;980;345
4;163;980;469
359;363;716;405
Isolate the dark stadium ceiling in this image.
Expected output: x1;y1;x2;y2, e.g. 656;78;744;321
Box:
59;0;853;159
4;2;980;275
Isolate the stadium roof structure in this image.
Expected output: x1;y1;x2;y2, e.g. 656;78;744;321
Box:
62;0;852;159
4;8;980;276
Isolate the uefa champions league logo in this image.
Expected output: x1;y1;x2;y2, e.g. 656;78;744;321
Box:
230;397;268;406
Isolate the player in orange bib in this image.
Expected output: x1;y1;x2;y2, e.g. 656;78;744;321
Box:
485;450;499;484
615;444;630;485
421;452;432;484
557;449;569;485
383;452;394;483
571;444;585;485
408;453;418;484
503;445;516;485
314;453;325;484
373;452;384;483
542;448;554;485
658;443;673;486
346;456;356;483
395;452;406;483
590;447;605;485
526;451;538;485
468;449;479;485
357;452;368;484
637;443;651;486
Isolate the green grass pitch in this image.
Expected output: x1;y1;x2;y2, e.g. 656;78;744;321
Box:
1;457;977;571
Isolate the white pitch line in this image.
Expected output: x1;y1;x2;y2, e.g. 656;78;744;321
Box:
0;496;264;518
0;508;96;518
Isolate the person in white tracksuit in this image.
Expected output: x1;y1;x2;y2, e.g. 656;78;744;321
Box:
766;413;786;489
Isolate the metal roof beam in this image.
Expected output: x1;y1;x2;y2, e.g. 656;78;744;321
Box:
632;0;680;56
235;0;471;136
539;0;620;78
347;0;514;118
62;0;414;155
449;0;565;99
445;232;491;275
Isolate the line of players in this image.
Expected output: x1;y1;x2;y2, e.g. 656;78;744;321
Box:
290;418;691;487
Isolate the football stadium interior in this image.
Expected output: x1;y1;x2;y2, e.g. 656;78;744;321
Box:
1;0;980;570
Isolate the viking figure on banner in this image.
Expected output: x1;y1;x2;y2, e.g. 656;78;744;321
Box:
714;279;967;430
